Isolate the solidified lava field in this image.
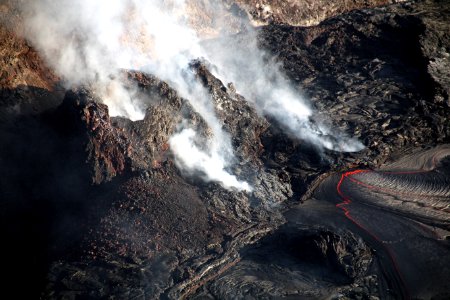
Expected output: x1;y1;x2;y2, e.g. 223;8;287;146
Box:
332;147;450;299
0;0;449;299
192;146;450;299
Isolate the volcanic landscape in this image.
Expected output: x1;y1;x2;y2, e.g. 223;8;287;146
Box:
0;0;449;299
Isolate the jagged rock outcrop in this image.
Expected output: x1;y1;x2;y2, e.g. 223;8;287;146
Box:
0;1;61;120
233;0;407;26
9;71;288;298
55;90;132;184
185;0;408;37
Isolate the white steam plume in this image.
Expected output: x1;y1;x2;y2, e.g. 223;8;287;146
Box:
20;0;364;191
170;128;251;191
21;0;250;191
200;30;364;152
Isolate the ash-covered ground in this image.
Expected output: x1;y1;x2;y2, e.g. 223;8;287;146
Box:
0;0;449;299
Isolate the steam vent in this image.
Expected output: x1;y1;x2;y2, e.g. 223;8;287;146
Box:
1;0;450;299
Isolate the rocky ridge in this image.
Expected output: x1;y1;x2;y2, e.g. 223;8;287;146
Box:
234;0;407;26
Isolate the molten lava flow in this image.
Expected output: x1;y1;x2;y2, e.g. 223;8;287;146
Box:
335;169;410;299
335;170;377;230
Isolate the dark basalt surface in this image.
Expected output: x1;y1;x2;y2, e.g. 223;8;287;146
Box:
257;0;450;163
198;146;450;299
0;0;449;299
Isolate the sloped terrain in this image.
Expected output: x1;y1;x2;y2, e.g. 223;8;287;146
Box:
234;0;406;26
0;0;449;299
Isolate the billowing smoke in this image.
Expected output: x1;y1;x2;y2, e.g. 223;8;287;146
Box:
20;0;251;190
170;128;251;191
19;0;363;191
21;0;143;119
200;29;364;152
